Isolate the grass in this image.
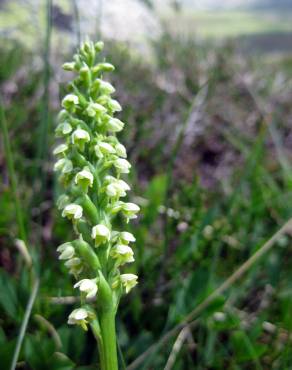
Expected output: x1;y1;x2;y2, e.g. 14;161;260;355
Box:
0;29;292;369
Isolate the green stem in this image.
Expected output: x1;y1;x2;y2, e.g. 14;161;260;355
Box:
99;309;118;370
96;272;119;370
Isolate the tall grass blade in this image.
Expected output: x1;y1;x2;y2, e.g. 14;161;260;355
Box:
0;98;27;242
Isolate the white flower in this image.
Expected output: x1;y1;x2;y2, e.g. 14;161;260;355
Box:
74;279;98;299
62;204;83;220
75;168;94;190
114;158;131;174
108;99;122;112
98;80;115;95
68;308;89;330
57;242;75;260
106;118;124;132
121;202;140;222
105;179;130;198
55;122;72;137
110;244;134;266
86;102;106;117
120;231;136;244
64;257;83;276
95;142;115;158
106;184;118;197
72;129;90;151
115;143;127;158
54;158;73;173
91;224;111;246
120;274;138;293
62;94;79;112
56;194;70;210
53;143;68;156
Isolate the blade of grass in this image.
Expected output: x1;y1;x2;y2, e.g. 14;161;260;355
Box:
127;218;292;369
0;98;27;242
10;278;40;370
36;0;52;189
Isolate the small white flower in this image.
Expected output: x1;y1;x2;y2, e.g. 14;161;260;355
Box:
55;122;72;137
110;244;134;266
62;94;79;112
114;158;131;174
91;224;111;246
86;102;106;117
56;194;70;210
121;202;140;222
53;143;68;156
57;242;75;260
62;204;83;220
120;231;136;244
115;143;127;158
74;279;98;299
106;118;124;132
95;142;115;158
68;308;89;330
54;158;73;173
105;179;130;198
75;168;94;189
106;184;118;197
98;80;115;95
72;129;90;151
64;257;83;277
120;274;138;293
108;99;122;112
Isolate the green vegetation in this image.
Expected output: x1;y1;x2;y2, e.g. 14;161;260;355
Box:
1;13;292;370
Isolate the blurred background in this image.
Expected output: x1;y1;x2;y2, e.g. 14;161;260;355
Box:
1;0;292;369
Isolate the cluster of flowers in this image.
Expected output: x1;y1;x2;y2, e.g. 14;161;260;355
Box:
54;41;139;330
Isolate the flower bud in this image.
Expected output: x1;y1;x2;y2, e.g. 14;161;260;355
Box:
120;274;138;293
115;143;127;158
96;62;115;72
114;158;131;174
68;308;89;330
110;244;134;266
91;224;110;247
62;204;83;220
54;158;73;174
62;94;79;112
62;62;76;71
75;168;94;191
94;41;104;52
106;118;124;132
74;279;98;299
80;64;91;86
72;128;90;151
